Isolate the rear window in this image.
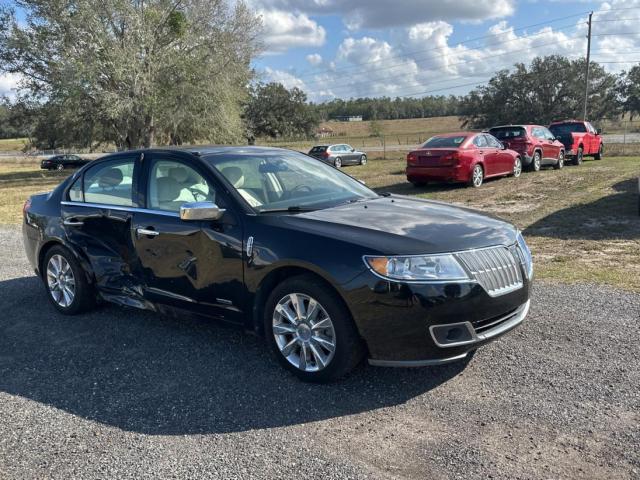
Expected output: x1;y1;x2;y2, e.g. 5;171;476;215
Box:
310;146;327;153
549;123;587;135
422;136;468;148
489;127;526;140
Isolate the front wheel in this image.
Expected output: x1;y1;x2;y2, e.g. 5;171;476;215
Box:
553;150;564;170
512;156;522;178
44;245;95;314
265;275;365;383
56;164;65;171
594;144;603;160
469;164;484;188
360;154;367;165
334;157;342;168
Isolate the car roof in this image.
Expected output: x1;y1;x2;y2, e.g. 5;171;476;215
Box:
489;124;534;129
431;132;473;137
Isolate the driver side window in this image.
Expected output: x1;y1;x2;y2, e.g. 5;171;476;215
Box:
148;159;216;212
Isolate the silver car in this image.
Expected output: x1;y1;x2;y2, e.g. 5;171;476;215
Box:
308;144;367;168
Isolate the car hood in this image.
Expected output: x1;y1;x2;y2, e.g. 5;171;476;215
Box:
279;196;518;255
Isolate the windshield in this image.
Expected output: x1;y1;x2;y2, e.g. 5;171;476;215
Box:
421;135;468;148
549;123;587;135
489;127;526;140
206;150;378;212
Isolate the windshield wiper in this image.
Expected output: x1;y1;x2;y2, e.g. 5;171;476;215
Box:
259;205;317;213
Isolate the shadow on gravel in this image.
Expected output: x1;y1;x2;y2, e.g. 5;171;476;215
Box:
0;275;469;435
523;178;640;240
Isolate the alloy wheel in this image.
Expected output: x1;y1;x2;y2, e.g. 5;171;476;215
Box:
57;164;64;171
513;157;522;177
334;157;342;168
472;165;483;187
557;151;564;169
360;155;367;165
46;254;76;308
272;293;336;372
533;152;541;171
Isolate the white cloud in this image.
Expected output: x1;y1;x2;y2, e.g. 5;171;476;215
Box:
263;67;307;90
255;0;514;30
259;9;326;53
306;53;323;66
0;73;20;98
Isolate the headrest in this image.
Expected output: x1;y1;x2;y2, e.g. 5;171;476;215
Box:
97;168;123;189
156;176;182;202
221;166;244;188
169;166;190;183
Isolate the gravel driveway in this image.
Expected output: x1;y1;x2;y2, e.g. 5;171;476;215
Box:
0;225;638;479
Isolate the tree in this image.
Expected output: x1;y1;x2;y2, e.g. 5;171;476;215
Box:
244;82;319;140
619;65;640;120
460;55;621;128
0;0;261;149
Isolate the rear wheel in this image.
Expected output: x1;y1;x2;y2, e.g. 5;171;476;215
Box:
553;150;564;170
594;144;603;160
573;147;583;165
469;164;484;188
334;157;342;168
56;164;65;171
512;156;522;178
44;245;95;315
359;154;367;165
530;151;541;172
264;275;364;383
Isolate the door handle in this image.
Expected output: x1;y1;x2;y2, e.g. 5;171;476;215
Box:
136;227;159;238
63;219;84;226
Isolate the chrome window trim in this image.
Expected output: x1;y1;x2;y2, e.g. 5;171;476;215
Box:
61;200;180;218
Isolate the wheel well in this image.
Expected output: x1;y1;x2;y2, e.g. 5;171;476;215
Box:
251;266;353;337
534;148;542;156
37;241;62;278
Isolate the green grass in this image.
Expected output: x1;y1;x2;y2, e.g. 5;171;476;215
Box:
1;157;639;290
0;138;29;152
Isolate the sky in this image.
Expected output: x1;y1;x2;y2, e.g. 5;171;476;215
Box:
2;0;640;101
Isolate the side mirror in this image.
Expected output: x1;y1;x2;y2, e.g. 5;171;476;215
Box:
596;129;601;135
358;179;366;185
500;142;506;150
351;148;356;152
180;201;225;221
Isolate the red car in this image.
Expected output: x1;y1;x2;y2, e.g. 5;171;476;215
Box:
548;120;603;165
406;132;522;188
488;125;565;172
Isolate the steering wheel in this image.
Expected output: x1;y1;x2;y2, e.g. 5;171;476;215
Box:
290;185;313;196
189;187;208;202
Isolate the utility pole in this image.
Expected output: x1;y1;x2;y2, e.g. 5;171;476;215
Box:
583;11;593;120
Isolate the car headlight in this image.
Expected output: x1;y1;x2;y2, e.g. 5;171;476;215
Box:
516;231;534;280
364;254;470;282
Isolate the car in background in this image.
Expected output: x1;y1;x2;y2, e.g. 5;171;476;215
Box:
548;120;603;165
308;144;367;168
22;146;532;382
41;154;91;171
406;132;522;188
488;125;565;172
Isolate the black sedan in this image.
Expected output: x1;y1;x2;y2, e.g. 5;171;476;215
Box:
40;154;91;171
22;146;533;382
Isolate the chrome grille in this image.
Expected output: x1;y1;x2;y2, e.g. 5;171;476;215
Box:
455;246;523;297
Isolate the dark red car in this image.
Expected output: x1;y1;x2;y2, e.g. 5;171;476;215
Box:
406;132;522;188
488;125;565;172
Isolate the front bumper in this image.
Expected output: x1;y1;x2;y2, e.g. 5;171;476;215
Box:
342;269;531;365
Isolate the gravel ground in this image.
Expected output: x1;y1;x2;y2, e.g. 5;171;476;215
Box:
0;225;638;479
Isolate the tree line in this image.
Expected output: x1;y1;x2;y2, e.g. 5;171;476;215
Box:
1;0;640;151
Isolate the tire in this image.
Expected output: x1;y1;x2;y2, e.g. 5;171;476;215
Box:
334;157;342;168
359;154;367;166
594;144;603;160
553;150;564;170
43;245;95;315
573;147;583;165
469;164;484;188
512;156;522;178
530;150;541;172
264;274;365;383
56;164;65;171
